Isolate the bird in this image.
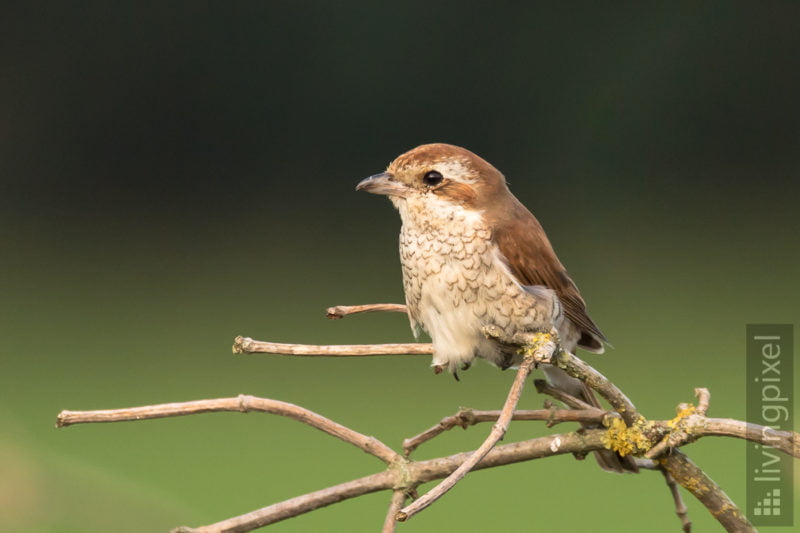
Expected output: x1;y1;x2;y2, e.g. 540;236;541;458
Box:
356;143;636;473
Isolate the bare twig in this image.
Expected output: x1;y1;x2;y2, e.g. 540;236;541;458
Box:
703;418;799;458
172;470;397;533
660;468;692;533
396;331;557;522
661;450;754;532
633;458;659;470
326;303;407;319
382;490;408;533
233;336;433;356
533;378;596;410
647;415;799;460
410;428;608;476
694;387;710;416
402;406;606;456
57;395;401;465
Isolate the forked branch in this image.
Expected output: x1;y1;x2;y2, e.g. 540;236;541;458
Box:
59;399;611;532
396;331;554;521
56;303;799;532
57;391;797;532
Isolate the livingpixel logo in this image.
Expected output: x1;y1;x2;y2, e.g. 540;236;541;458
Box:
746;324;794;526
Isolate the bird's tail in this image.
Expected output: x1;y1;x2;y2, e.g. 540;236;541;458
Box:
542;366;638;474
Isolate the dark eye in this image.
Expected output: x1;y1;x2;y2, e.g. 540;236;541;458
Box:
422;170;443;186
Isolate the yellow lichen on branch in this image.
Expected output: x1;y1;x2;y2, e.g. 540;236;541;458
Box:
669;404;697;429
601;416;657;456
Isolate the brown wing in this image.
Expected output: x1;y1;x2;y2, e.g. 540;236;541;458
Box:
490;197;607;352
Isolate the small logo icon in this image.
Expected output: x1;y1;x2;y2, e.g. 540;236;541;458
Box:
753;488;782;517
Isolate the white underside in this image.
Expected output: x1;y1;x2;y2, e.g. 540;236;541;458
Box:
394;189;572;372
419;257;506;370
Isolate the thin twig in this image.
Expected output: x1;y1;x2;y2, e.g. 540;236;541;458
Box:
402;407;606;456
326;303;407;319
396;331;557;522
646;431;682;460
694;387;710;416
533;379;596;410
700;418;799;458
172;470;397;533
633;458;659;470
233;336;433;356
382;490;408;533
57;395;401;465
660;468;692;533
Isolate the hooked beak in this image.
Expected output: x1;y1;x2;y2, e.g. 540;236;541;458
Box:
355;172;408;197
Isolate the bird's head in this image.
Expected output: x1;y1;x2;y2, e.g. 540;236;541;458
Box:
356;144;509;214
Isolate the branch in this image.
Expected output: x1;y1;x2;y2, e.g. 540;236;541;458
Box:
382;490;408;533
57;391;799;532
660;468;692;533
397;356;537;521
477;327;765;532
402;406;606;456
481;325;639;423
552;350;641;425
60;302;800;532
172;470;397;533
233;336;432;356
326;303;407;319
231;330;798;458
661;451;754;532
644;389;799;460
702;418;799;458
407;427;608;477
533;378;596;409
57;395;401;465
694;387;710;416
401;409;800;462
172;428;610;532
396;330;557;522
226;320;798;532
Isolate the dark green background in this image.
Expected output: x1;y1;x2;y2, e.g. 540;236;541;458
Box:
2;3;798;532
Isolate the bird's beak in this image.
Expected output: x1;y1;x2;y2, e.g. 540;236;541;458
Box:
355;172;408;197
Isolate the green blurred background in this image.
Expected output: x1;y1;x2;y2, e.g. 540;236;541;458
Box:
1;2;798;532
